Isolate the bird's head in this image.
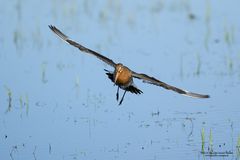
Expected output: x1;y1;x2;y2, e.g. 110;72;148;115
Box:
114;63;124;83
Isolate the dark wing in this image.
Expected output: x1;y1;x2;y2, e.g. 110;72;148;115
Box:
125;85;143;94
104;69;143;94
132;72;209;98
49;25;116;67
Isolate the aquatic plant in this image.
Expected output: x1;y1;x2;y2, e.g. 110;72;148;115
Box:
25;95;29;116
204;0;211;51
74;75;80;98
201;128;205;153
5;87;12;113
237;135;240;159
226;55;233;74
224;22;235;47
19;96;23;108
13;28;24;50
209;129;213;153
195;53;201;76
180;56;183;79
41;62;48;83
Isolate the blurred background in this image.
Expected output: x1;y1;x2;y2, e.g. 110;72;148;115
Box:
0;0;240;159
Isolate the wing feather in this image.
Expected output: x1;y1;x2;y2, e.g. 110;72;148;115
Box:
49;25;116;67
132;72;209;98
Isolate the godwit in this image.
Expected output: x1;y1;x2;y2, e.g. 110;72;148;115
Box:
49;25;209;105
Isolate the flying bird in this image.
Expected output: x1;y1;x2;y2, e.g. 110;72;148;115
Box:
49;25;209;105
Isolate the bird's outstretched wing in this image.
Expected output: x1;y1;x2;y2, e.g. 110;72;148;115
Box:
132;71;209;98
49;25;116;67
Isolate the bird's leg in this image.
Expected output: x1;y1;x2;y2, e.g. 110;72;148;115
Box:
116;87;119;101
119;90;127;105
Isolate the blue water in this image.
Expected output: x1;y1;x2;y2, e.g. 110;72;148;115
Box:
1;0;240;159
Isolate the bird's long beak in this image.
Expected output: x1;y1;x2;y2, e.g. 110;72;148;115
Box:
114;72;119;84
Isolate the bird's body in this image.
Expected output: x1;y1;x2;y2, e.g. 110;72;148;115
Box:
114;64;132;87
49;25;209;105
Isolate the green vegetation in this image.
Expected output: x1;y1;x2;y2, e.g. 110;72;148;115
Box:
13;29;24;50
201;128;205;153
20;94;29;116
19;96;23;108
180;56;184;79
204;0;211;51
5;87;12;113
224;22;235;47
25;95;29;116
75;75;80;98
205;0;211;25
41;62;48;83
195;53;201;76
226;55;233;73
237;135;240;158
209;129;213;153
201;128;213;154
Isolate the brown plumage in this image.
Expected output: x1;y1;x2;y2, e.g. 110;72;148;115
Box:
49;25;210;105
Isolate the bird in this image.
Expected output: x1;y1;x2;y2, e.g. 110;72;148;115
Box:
49;25;210;105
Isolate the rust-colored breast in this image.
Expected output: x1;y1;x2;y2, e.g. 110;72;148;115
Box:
116;67;132;85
